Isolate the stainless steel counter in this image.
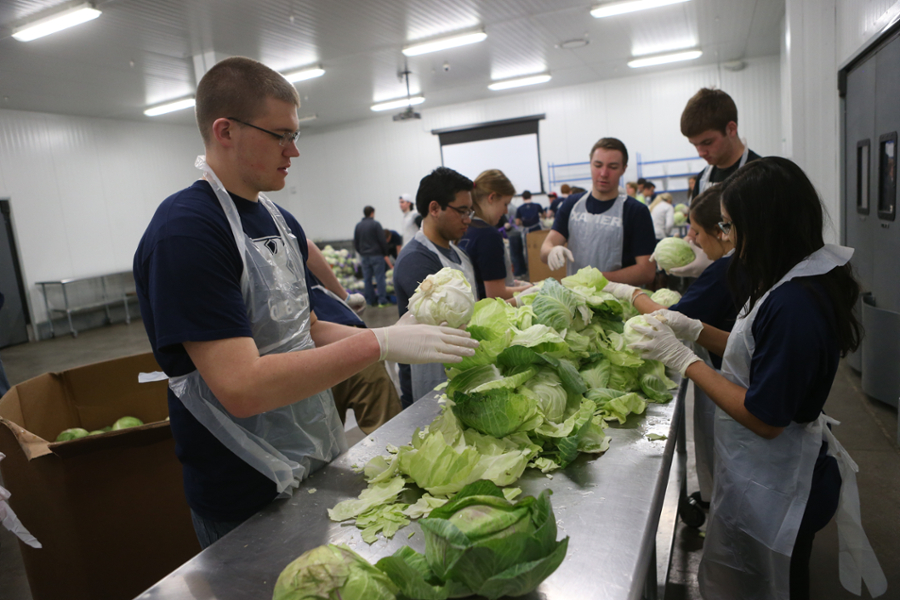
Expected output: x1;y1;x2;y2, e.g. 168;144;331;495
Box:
136;381;684;600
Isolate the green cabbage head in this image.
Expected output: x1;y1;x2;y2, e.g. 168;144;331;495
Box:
650;288;682;307
408;267;475;328
273;544;398;600
653;237;695;272
673;211;687;226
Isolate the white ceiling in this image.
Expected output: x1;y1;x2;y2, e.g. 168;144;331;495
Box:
0;0;785;130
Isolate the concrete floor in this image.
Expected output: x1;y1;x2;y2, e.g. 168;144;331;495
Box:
0;309;898;600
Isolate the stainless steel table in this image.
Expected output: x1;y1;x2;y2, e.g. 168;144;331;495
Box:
136;380;685;600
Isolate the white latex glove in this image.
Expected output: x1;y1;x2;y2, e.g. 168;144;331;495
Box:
371;325;479;364
666;240;714;277
396;310;418;326
649;309;703;342
604;282;640;304
547;246;574;271
0;460;41;548
345;293;367;315
627;316;702;376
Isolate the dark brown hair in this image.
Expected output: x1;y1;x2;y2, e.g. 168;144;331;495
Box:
680;88;738;138
589;137;628;166
688;185;724;233
195;57;300;145
721;157;862;355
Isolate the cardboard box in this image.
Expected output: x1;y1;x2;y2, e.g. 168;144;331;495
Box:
526;229;566;282
0;352;200;600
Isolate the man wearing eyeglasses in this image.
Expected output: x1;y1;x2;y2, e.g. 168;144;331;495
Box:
133;57;478;548
393;166;478;408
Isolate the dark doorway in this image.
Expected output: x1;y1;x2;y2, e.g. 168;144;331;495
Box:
0;200;30;347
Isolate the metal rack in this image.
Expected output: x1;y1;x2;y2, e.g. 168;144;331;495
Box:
36;271;136;339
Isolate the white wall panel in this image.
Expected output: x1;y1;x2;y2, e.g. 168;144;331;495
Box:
0;109;201;323
289;56;782;241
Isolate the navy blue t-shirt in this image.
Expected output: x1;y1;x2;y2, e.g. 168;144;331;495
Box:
458;219;508;300
393;238;462;317
548;197;564;215
309;275;366;329
741;277;842;529
671;255;737;369
133;180;318;523
516;202;543;228
552;193;656;268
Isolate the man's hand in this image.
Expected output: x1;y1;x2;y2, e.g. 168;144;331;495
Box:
345;293;367;315
547;246;574;271
370;324;479;364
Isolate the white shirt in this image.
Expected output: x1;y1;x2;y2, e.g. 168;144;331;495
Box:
651;202;675;240
401;210;419;245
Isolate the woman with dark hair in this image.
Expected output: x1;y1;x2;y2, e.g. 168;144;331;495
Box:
628;157;885;600
606;185;738;508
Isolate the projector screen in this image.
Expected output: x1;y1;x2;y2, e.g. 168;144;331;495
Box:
434;115;545;195
441;134;543;194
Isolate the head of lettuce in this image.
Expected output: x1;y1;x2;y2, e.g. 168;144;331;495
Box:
273;544;398;600
408;267;475;329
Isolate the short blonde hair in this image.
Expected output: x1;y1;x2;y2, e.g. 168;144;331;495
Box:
473;169;516;206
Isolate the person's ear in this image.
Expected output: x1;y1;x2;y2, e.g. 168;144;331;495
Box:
429;200;441;216
725;121;738;137
212;118;235;147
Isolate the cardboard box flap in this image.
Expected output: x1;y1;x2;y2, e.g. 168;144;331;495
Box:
0;418;52;460
0;374;76;447
47;420;172;459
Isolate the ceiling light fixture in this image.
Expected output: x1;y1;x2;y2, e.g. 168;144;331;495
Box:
371;96;425;112
402;31;487;57
12;2;101;42
591;0;690;19
297;114;318;123
283;66;325;83
144;98;196;117
628;49;702;68
488;74;552;91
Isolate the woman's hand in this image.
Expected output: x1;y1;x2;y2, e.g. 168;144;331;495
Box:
627;316;702;375
649;309;703;342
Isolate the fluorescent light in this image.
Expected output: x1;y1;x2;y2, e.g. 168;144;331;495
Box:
628;49;702;68
283;66;325;83
297;114;318;123
402;31;487;57
13;3;101;42
371;96;425;112
488;74;552;91
144;98;196;117
591;0;690;19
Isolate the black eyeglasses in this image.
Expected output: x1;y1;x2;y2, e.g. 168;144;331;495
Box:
446;205;475;219
717;220;733;235
227;117;300;146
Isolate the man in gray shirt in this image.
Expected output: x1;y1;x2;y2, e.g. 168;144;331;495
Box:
353;206;391;306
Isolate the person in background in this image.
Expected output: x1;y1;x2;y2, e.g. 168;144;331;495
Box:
641;180;657;203
459;169;533;300
540;137;656;286
634;178;647;204
569;185;587;194
353;206;390;307
545;192;562;218
506;193;527;278
399;193;419;249
559;183;571;197
625;181;639;199
628;157;885;600
133;56;477;548
384;229;402;267
687;175;697;197
605;185;737;511
649;192;675;240
305;240;401;434
514;190;543;233
393;167;477;407
675;88;761;278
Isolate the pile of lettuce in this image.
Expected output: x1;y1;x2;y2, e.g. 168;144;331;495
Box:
328;267;676;543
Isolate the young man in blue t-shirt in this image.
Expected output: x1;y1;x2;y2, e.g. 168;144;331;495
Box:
133;57;476;548
540;137;656;286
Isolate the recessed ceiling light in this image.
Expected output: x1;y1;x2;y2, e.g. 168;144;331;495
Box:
628;49;702;68
371;96;425;112
144;98;196;117
283;66;325;83
488;74;552;91
560;38;590;50
591;0;690;19
12;2;101;42
402;31;487;57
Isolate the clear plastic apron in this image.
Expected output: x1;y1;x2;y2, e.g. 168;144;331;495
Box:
168;156;347;496
699;244;886;599
697;144;750;194
565;192;625;275
409;229;477;401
